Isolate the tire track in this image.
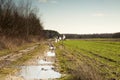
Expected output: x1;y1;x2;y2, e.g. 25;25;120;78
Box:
0;45;38;68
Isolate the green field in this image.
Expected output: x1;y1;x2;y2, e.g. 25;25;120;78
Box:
56;39;120;80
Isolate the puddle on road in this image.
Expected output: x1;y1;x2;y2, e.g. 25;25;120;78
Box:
46;51;55;57
18;50;61;80
19;65;61;80
38;59;53;65
13;43;62;80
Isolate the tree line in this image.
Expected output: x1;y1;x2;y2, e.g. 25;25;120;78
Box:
0;0;43;39
64;32;120;39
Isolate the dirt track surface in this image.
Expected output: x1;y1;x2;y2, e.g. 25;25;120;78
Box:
3;42;61;80
0;45;38;68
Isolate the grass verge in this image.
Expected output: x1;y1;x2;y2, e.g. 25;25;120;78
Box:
55;42;103;80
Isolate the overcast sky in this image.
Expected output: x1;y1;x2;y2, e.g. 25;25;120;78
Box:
33;0;120;34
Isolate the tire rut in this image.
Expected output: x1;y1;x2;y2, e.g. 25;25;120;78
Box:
0;45;38;68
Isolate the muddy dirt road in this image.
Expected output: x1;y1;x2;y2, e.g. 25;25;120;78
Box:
0;45;38;69
4;43;61;80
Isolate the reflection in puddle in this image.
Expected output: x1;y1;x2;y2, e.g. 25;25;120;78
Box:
46;51;55;57
19;65;61;80
38;60;53;65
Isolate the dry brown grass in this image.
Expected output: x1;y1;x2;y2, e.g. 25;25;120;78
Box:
0;35;43;51
0;36;25;50
70;62;103;80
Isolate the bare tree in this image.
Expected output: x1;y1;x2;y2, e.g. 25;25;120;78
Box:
0;0;44;39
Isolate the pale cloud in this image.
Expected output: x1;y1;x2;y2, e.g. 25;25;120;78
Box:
37;0;57;3
50;0;57;4
38;0;48;3
92;13;105;17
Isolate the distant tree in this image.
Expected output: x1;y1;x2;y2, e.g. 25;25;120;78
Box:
112;32;120;38
63;33;113;39
43;30;60;39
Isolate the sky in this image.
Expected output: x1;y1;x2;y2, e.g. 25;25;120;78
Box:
33;0;120;34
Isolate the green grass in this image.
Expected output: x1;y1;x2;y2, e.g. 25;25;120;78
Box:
56;39;120;80
0;49;11;57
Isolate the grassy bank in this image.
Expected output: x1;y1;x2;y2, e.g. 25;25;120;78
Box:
55;39;120;80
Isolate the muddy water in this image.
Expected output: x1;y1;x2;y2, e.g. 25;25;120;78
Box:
18;46;61;80
19;65;61;80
